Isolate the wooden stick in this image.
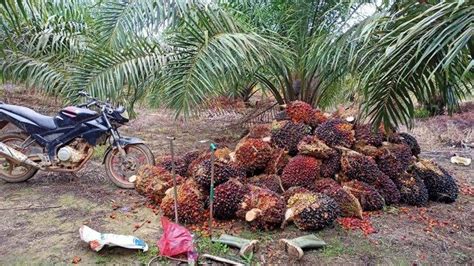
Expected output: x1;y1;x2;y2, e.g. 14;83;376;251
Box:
0;205;62;211
201;254;244;266
133;220;148;232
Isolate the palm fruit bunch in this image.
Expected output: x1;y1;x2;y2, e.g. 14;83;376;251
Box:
282;186;311;203
249;174;284;193
314;119;355;148
319;151;341;178
375;143;413;178
236;185;285;230
411;159;458;203
157;150;202;178
309;109;328;128
297;135;334;159
284;191;340;230
187;151;212;176
160;179;206;224
234;138;272;173
135;165;184;204
372;173;400;205
397;132;421;157
340;151;380;183
313;178;363;218
392;172;429;206
247;124;272;139
156;156;189;177
271;121;311;155
213;179;248;219
343;180;385;211
285;100;314;124
193;159;245;189
264;148;289;175
281;155;321;190
339;150;400;204
354;123;384;147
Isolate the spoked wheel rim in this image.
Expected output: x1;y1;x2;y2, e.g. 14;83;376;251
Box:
108;146;149;184
0;136;35;179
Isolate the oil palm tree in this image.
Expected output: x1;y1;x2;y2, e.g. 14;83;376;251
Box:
1;0;472;129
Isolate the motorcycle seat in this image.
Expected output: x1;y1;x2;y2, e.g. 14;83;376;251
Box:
0;104;57;129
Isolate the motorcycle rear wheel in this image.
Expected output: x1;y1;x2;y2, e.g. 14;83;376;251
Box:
104;144;155;189
0;133;39;183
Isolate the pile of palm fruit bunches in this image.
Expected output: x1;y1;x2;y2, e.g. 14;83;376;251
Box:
134;101;458;231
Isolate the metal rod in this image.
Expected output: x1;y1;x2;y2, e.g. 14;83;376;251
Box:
167;136;179;224
208;143;217;237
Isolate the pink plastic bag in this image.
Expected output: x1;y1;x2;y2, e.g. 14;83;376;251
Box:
157;217;193;257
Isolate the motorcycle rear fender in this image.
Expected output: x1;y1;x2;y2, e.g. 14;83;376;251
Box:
102;136;146;164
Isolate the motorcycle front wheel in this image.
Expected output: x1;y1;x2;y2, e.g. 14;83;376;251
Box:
104;144;155;189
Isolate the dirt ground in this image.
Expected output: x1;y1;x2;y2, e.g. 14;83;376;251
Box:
0;88;472;265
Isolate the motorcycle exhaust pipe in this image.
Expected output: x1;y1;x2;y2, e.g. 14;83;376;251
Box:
0;142;40;169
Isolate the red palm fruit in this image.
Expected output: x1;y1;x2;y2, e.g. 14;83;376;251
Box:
314;119;355;148
313;178;363;219
354;123;384;147
375;143;413;178
284;192;340;230
297;135;335;159
264;148;289;175
271;121;311;155
281;155;321;190
193;159;245;190
343;180;385;211
160;179;206;224
235;138;273;173
213;179;248;219
249;174;284;194
285;100;314;124
237;185;285;230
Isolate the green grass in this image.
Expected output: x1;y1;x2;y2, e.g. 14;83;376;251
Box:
95;254;112;264
196;236;229;256
92;145;108;161
414;108;431;119
136;246;164;265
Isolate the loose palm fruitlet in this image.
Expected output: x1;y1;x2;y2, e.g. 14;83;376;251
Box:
235;138;273;173
284;192;340;230
343;180;385;211
160;179;206;224
281;155;321;190
237;185;286;230
411;159;458;203
213;179;248;219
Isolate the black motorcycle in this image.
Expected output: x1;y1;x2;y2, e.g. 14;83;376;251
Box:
0;91;154;188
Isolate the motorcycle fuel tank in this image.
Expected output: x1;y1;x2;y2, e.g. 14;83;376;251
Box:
56;106;99;127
